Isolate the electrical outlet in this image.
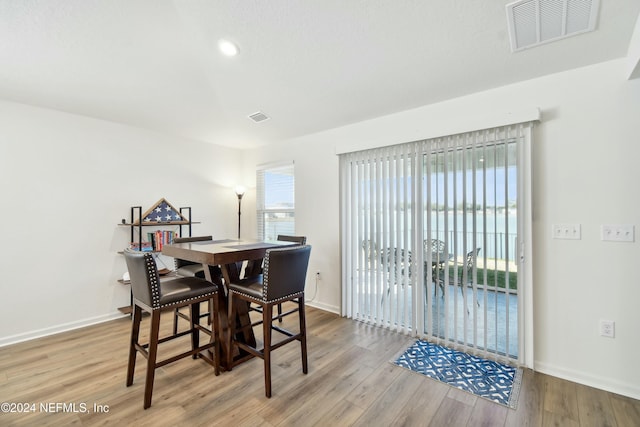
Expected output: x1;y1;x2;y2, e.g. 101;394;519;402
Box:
600;319;615;338
552;224;581;240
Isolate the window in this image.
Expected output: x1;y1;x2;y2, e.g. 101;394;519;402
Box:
257;162;295;240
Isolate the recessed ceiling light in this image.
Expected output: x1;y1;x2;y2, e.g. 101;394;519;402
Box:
218;39;239;57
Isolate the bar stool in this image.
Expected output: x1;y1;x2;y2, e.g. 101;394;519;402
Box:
123;249;221;409
244;235;307;322
227;245;311;397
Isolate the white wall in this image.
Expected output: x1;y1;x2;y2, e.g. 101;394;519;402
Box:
240;140;340;314
243;58;640;399
0;100;242;344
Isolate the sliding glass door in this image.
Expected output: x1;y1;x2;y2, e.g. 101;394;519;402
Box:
341;122;532;363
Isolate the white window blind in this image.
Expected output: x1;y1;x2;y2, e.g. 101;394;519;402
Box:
340;144;417;334
257;162;295;240
340;122;533;364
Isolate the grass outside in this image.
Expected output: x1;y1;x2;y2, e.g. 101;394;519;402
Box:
446;266;518;291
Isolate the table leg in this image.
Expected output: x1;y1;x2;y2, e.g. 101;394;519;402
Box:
219;263;257;349
204;261;257;369
202;264;231;368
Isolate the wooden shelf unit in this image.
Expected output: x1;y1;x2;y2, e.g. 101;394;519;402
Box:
117;200;197;314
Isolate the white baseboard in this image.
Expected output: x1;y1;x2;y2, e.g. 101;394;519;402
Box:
305;299;340;315
0;304;341;349
535;361;640;400
0;311;127;348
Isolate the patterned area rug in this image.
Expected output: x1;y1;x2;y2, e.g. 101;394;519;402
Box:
392;340;522;409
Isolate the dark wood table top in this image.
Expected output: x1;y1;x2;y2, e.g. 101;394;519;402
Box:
162;238;295;266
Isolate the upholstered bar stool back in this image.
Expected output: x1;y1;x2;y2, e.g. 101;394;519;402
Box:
276;235;307;245
264;244;310;300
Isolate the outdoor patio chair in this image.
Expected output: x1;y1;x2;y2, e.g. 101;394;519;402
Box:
437;248;481;302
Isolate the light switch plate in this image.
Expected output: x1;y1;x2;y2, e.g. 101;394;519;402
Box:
601;225;634;242
552;224;581;240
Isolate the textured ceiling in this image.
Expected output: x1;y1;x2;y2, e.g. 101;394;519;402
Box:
1;0;639;149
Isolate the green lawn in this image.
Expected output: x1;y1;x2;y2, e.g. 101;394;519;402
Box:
446;266;518;290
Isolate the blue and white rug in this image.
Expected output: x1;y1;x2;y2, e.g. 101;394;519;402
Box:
392;340;522;409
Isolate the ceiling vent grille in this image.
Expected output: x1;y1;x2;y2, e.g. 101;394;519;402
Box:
248;111;270;123
506;0;600;52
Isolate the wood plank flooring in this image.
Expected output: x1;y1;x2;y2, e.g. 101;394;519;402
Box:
0;306;638;426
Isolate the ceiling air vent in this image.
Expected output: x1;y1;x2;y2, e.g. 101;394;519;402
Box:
248;111;270;123
506;0;600;52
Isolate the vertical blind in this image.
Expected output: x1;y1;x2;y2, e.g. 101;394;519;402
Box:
341;143;418;335
340;123;533;362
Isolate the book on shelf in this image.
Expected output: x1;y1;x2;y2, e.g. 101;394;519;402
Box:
146;230;177;251
129;231;178;252
129;241;153;252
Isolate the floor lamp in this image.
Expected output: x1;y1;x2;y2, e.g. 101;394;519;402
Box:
235;186;245;239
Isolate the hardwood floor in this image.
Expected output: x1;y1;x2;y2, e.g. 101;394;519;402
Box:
1;306;639;426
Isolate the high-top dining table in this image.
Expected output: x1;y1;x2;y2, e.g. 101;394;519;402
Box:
162;238;296;368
